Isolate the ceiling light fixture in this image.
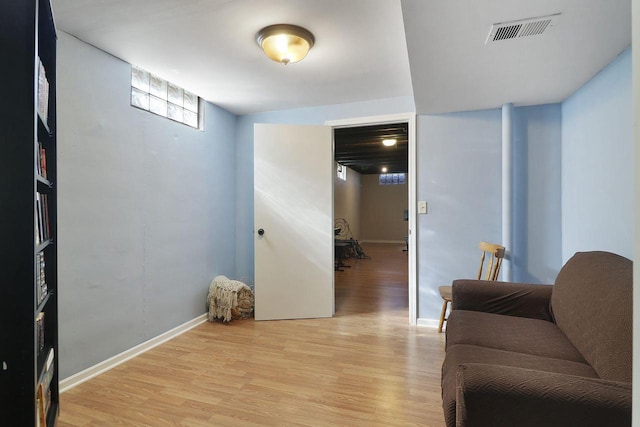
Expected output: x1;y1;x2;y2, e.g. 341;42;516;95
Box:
381;167;388;173
256;24;315;65
382;139;397;147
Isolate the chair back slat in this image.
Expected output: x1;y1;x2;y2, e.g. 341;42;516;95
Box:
477;242;505;281
477;251;486;279
491;257;503;280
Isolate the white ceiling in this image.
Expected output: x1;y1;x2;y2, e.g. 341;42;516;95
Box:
402;0;632;114
52;0;631;116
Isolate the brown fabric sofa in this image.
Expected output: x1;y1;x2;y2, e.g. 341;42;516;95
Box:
441;251;632;427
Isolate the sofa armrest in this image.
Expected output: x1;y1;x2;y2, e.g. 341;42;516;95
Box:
456;364;632;427
451;280;553;321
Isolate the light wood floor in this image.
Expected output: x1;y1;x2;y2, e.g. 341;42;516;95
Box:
58;243;446;426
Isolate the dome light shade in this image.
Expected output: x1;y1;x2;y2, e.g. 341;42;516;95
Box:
382;139;397;147
256;24;315;65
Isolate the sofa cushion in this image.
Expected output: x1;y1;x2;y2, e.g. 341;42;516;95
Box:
446;310;586;363
451;280;553;321
442;344;599;427
455;364;632;427
551;251;632;382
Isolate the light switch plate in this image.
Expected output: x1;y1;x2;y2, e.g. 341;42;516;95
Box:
418;201;427;214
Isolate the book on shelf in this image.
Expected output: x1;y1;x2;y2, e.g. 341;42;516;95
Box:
36;312;45;354
36;252;47;305
36;384;46;427
37;58;50;126
42;146;47;179
36;348;54;426
36;142;47;180
42;194;50;239
35;209;41;245
36;193;43;244
36;193;44;243
36;141;42;176
35;193;50;243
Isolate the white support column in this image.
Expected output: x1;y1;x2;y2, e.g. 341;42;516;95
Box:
501;103;514;282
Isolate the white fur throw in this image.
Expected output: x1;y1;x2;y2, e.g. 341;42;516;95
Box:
207;275;254;322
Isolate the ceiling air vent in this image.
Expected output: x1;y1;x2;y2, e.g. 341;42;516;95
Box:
485;13;560;44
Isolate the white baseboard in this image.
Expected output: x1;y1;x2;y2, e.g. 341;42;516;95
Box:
417;318;440;328
60;313;208;393
360;240;406;244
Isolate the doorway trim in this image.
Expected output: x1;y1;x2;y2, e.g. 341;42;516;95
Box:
326;113;417;326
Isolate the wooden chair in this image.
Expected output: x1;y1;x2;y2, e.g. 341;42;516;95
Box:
437;242;506;333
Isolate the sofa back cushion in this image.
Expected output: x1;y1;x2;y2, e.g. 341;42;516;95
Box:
551;251;632;382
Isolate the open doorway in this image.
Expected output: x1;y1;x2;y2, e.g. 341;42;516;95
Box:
334;122;408;245
329;115;416;324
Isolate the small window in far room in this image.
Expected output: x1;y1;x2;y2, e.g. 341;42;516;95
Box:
379;173;406;185
131;66;201;129
337;163;347;181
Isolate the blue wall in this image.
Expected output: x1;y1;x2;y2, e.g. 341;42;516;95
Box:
561;47;633;261
512;104;563;284
234;97;415;283
416;110;503;319
57;32;238;378
415;105;564;320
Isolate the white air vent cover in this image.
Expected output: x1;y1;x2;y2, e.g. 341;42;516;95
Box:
485;13;561;44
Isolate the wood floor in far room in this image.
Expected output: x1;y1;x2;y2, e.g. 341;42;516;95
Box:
57;243;446;426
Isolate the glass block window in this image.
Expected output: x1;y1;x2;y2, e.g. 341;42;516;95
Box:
379;173;406;185
131;66;200;129
336;163;347;181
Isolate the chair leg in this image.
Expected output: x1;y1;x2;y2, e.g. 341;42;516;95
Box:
438;299;449;333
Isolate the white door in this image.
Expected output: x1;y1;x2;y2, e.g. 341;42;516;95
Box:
254;124;334;320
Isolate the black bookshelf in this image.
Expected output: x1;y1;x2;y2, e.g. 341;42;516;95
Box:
0;0;58;425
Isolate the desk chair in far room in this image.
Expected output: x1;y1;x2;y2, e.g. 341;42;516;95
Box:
437;242;506;333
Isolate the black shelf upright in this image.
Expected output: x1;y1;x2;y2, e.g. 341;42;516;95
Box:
0;0;59;425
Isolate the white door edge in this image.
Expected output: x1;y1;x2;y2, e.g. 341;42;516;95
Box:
326;112;418;326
